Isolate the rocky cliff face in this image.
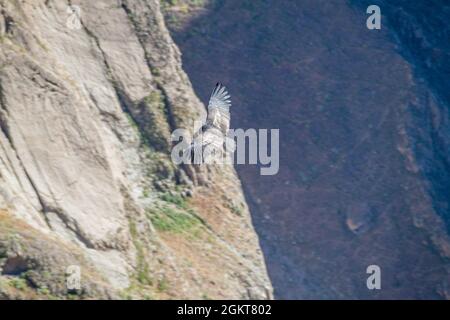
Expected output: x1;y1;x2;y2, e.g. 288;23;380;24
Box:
0;0;272;299
163;0;450;299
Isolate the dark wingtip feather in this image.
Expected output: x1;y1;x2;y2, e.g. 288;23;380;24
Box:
212;82;223;96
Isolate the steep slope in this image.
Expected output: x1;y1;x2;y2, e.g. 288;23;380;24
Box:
0;0;272;299
164;0;450;299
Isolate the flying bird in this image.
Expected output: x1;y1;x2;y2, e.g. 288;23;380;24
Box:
188;83;232;163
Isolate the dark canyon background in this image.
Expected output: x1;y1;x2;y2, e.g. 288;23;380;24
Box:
164;0;450;299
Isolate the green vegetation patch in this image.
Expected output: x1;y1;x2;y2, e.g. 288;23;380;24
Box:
128;219;153;286
146;192;207;237
148;205;200;234
9;277;27;290
160;192;188;210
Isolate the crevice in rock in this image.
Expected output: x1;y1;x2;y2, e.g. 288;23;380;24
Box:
153;82;177;136
1;10;14;35
1;256;28;275
67;0;113;81
71;0;170;153
0;75;96;249
120;1;200;187
44;205;96;249
120;1;177;134
0;81;52;229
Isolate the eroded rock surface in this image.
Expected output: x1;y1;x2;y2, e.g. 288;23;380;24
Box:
0;0;272;299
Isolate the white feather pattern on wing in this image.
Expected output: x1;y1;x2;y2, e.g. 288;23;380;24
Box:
187;83;231;163
206;83;231;134
208;83;231;112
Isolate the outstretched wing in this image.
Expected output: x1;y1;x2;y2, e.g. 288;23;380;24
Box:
208;82;231;112
206;83;231;134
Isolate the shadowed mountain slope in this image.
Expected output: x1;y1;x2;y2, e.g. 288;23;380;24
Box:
164;0;450;299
